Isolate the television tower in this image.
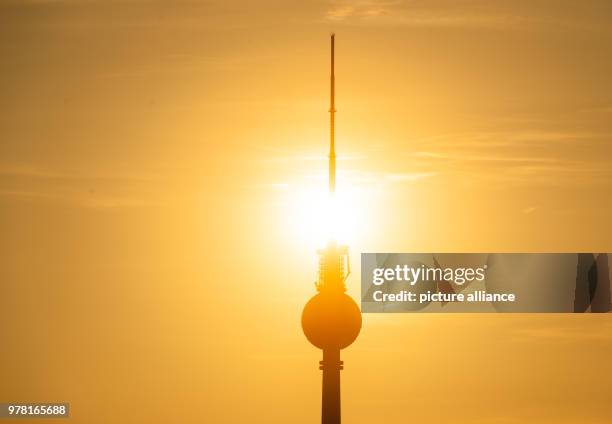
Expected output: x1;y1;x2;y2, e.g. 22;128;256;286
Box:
301;34;362;424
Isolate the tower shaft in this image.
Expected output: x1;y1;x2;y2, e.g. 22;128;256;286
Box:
320;348;342;424
329;33;336;194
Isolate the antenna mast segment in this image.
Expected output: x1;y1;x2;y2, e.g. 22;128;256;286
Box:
329;33;336;195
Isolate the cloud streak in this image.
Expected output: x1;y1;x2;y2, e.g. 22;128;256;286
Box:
323;0;612;33
0;164;164;209
324;0;525;28
325;0;399;21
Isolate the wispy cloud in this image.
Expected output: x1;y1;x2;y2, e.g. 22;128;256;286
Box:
0;188;152;209
252;127;612;190
248;182;290;191
0;164;160;182
340;169;437;185
522;206;537;215
323;0;612;33
259;154;365;164
0;164;162;209
410;151;566;164
326;0;399;21
324;0;521;28
254;169;436;191
384;172;436;182
407;130;605;149
251;144;366;164
392;128;612;186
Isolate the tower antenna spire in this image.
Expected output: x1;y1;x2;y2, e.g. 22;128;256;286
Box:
329;33;336;194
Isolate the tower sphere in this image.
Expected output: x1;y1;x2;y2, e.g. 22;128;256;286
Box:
302;292;362;350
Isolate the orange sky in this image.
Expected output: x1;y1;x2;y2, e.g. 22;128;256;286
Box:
1;1;612;423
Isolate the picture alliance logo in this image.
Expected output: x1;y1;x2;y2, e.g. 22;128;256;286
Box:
371;264;488;286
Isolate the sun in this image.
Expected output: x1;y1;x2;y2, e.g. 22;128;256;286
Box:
286;179;367;250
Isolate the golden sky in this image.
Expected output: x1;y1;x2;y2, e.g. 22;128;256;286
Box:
1;1;612;423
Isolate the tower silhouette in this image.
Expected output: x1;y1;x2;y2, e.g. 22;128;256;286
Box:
301;34;362;424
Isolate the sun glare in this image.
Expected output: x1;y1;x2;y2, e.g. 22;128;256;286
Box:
287;180;366;250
